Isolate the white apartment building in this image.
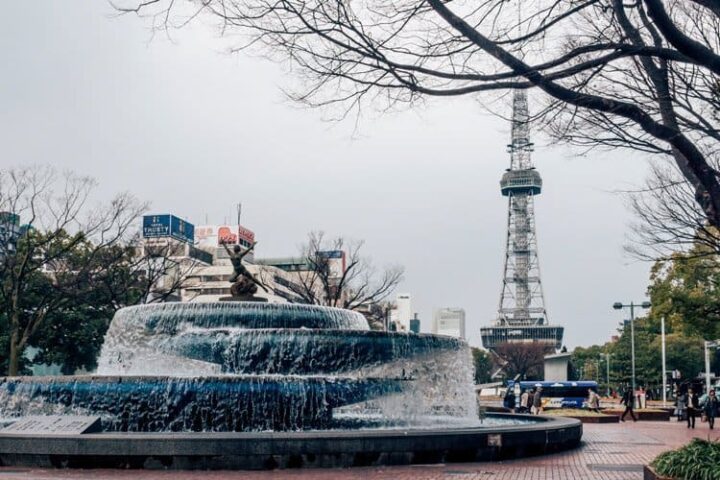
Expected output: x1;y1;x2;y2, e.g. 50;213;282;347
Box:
432;308;466;339
392;293;412;332
181;250;308;304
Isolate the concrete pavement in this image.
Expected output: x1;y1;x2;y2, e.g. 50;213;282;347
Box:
0;420;715;479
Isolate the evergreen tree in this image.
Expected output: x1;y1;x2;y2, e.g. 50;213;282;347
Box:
471;347;492;384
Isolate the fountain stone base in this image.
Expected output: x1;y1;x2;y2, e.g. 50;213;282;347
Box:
0;302;583;469
0;414;582;469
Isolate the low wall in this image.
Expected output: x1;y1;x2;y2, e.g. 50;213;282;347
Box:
603;409;671;421
0;414;582;470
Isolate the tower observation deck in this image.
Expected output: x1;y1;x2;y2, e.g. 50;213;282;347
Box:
481;90;563;351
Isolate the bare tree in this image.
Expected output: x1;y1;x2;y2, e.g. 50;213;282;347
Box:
134;237;203;303
0;167;192;375
361;300;396;331
493;342;551;380
293;231;404;312
117;0;720;230
627;163;720;260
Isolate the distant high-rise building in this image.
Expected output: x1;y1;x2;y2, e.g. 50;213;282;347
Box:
393;293;412;332
432;308;466;339
480;90;563;351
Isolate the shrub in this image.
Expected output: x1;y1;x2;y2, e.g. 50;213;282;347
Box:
652;438;720;480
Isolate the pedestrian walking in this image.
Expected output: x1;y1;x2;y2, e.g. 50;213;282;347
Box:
620;388;637;422
528;389;536;414
503;388;516;412
677;390;687;422
587;389;600;413
703;390;719;430
638;386;647;409
533;387;543;415
687;389;699;429
520;389;530;414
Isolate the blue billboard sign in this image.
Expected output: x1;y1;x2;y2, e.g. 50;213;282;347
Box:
143;215;171;238
143;215;194;244
171;217;194;244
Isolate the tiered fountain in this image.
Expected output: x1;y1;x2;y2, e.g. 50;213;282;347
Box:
0;302;581;469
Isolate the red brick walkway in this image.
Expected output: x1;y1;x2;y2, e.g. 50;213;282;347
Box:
0;421;717;480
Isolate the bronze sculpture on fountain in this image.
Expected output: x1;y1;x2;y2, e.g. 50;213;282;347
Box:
221;241;269;301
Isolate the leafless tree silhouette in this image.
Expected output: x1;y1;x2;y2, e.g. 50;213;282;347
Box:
627;164;720;260
494;341;551;379
293;231;403;311
116;0;720;230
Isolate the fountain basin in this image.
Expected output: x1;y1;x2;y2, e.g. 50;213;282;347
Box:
0;301;584;469
0;414;582;469
159;329;468;375
0;375;407;432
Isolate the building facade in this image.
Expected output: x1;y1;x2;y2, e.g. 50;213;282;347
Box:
391;293;412;332
180;262;309;304
168;222;311;304
432;308;466;339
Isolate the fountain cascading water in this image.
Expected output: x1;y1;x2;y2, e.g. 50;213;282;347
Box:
0;302;479;432
0;301;583;470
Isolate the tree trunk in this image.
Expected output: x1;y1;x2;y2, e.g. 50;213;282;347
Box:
8;329;20;376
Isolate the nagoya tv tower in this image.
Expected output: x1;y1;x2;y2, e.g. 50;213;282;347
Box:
480;90;564;351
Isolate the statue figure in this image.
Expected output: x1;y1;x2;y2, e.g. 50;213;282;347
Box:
222;241;268;298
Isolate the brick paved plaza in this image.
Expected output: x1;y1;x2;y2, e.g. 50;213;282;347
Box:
0;420;717;480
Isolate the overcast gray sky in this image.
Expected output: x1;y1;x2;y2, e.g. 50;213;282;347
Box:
0;1;653;348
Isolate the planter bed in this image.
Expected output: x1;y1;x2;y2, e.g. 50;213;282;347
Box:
643;465;674;480
647;439;720;480
543;409;619;424
603;409;671;421
571;414;618;424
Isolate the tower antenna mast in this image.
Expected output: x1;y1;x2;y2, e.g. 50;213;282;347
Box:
481;2;563;351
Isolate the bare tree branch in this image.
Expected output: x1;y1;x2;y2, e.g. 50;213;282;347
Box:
294;231;404;313
0;166;190;375
113;0;720;233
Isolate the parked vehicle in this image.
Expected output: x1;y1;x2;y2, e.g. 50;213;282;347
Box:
506;380;599;409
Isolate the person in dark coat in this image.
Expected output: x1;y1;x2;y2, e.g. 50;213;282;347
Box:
527;390;535;414
620;388;637;422
703;390;719;430
503;388;516;412
687;389;699;429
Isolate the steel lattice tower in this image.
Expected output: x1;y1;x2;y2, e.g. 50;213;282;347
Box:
480;90;563;351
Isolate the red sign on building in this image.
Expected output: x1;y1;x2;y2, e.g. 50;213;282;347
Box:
238;225;255;245
217;226;238;245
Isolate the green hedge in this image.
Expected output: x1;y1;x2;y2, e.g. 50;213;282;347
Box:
652;439;720;480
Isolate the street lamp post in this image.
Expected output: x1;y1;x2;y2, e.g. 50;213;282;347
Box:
593;359;599;383
613;301;651;406
600;353;612;397
661;316;667;406
705;340;719;394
